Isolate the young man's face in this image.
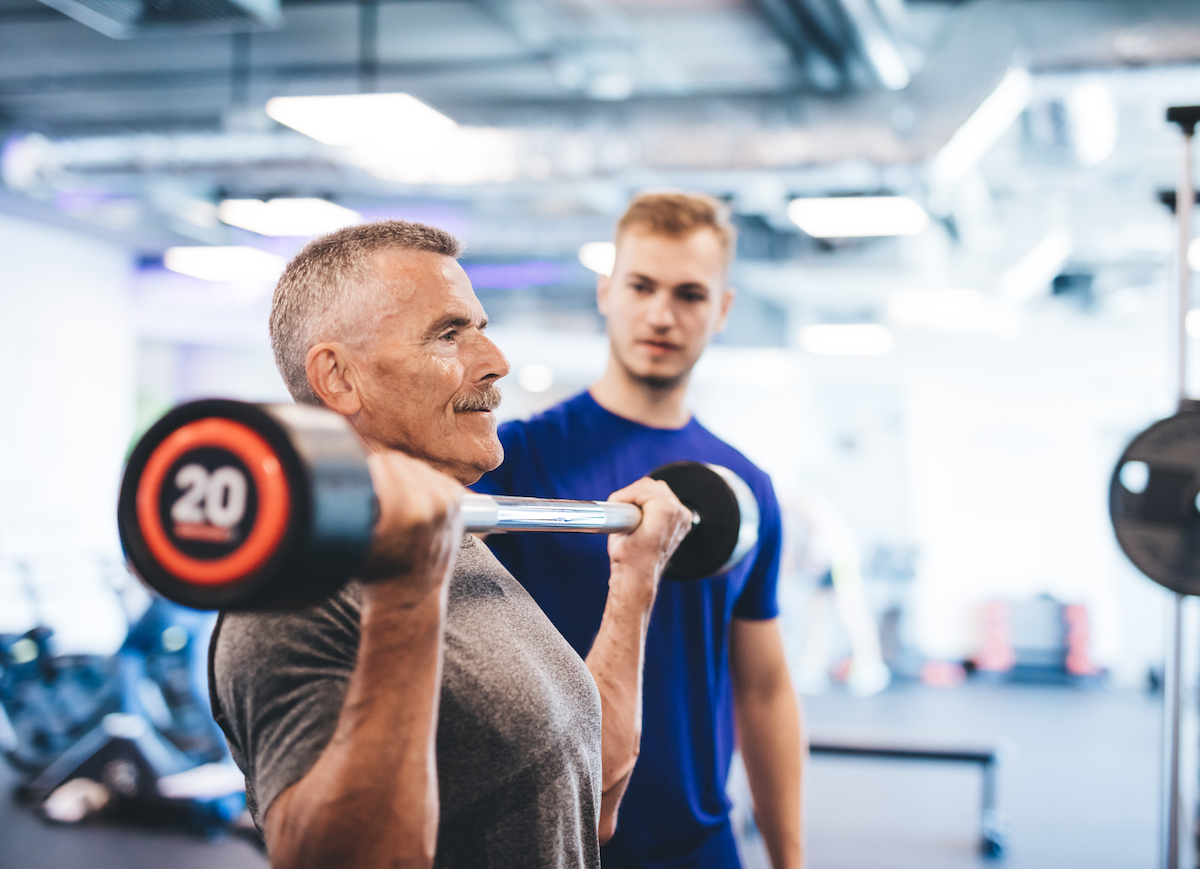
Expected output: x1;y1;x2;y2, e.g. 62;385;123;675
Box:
598;227;734;390
351;249;509;484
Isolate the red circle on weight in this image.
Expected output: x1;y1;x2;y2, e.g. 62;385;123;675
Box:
136;418;291;586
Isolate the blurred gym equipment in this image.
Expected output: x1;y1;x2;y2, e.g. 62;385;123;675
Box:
1109;104;1200;869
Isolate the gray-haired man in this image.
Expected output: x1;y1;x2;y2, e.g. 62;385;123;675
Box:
210;221;693;869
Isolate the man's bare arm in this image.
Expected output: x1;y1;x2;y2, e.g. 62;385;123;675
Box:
585;477;692;844
263;451;465;869
731;617;806;869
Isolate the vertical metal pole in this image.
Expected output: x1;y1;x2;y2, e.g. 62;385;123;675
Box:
1182;129;1198;869
1163;106;1197;869
1164;593;1184;869
1176;130;1194;406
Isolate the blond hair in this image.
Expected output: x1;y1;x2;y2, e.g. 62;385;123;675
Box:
269;220;463;405
615;191;737;264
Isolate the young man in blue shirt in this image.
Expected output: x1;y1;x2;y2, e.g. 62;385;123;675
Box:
475;192;805;869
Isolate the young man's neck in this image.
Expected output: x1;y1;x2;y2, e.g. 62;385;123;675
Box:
589;358;692;430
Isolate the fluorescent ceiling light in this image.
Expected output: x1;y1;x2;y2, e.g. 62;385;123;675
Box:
997;232;1072;302
933;67;1032;185
787;196;929;238
347;127;516;185
799;324;895;356
518;364;555;393
578;241;615;276
218;198;362;237
163;246;286;283
265;93;457;147
1190;238;1200;272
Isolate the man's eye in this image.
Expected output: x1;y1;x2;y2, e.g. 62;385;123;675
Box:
681;292;706;303
631;282;652;294
440;330;457;341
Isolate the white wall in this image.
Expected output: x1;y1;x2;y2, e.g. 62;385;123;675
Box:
0;213;136;653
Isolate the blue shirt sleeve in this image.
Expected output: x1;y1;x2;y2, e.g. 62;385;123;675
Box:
731;476;783;620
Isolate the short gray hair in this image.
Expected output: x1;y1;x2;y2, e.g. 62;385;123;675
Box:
270;219;463;405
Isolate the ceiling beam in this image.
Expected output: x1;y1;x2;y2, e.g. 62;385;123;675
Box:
0;52;555;98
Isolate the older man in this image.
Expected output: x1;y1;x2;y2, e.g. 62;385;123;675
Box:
209;220;692;869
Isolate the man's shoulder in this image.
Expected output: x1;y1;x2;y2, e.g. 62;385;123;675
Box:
686;420;774;490
496;392;597;454
500;391;592;432
214;583;363;675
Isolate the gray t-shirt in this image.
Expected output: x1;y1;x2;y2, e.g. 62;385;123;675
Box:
211;534;603;869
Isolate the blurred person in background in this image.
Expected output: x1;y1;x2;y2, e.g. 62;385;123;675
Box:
784;492;890;697
475;192;805;869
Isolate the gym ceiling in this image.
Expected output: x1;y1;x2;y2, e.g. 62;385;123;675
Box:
1;0;1199;326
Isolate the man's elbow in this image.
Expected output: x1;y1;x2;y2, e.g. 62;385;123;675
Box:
596;771;633;848
598;813;617;845
266;785;437;869
271;823;437;869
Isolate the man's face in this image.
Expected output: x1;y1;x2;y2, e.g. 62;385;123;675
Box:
598;228;733;389
351;249;508;484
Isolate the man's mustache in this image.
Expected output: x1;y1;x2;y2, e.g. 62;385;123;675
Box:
453;382;503;412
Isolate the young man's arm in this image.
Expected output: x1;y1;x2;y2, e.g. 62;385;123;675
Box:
263;452;465;869
731;616;806;869
585;477;692;844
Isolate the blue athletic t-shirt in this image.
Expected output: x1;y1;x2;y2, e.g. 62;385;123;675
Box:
473;390;783;869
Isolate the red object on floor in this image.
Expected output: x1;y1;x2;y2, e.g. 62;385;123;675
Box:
974;601;1016;673
920;660;967;687
1064;604;1100;676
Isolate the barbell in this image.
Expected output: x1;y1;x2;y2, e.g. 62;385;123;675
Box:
117;399;761;611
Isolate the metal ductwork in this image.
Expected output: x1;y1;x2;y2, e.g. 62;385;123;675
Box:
35;0;279;39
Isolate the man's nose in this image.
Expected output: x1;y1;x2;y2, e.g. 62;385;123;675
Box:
645;289;676;328
476;333;510;381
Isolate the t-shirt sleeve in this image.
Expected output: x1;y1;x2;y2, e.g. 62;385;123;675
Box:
212;597;359;826
731;477;783;621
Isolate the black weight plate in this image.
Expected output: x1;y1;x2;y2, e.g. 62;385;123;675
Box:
119;400;309;610
649;462;741;582
118;400;374;611
1110;411;1200;595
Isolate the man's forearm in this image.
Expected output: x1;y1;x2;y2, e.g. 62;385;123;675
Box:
736;684;805;869
731;617;805;869
584;565;656;841
266;581;448;869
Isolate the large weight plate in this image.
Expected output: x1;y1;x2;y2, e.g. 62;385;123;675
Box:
118;400;375;610
1110;411;1200;595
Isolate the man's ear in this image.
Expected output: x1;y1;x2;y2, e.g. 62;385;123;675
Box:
713;285;736;334
596;272;611;317
305;343;362;417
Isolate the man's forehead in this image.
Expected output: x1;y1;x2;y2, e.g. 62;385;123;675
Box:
369;248;482;326
371;246;461;285
615;228;728;282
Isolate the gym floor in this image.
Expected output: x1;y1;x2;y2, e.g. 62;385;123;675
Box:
0;681;1159;869
742;680;1160;869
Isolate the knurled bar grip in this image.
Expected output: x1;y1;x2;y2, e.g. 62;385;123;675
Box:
460;494;644;533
